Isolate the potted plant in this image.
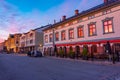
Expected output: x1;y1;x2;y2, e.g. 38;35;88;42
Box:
82;47;88;60
68;50;75;59
59;49;64;58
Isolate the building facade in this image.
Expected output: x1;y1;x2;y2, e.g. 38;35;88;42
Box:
0;42;4;52
4;34;21;53
43;0;120;57
19;25;50;53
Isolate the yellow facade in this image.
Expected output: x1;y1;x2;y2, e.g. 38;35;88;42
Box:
4;34;21;53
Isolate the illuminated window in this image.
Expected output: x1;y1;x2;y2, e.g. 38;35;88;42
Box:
88;23;97;36
61;30;66;40
55;32;59;41
49;34;53;42
103;18;114;34
78;26;84;38
69;29;74;39
45;35;48;43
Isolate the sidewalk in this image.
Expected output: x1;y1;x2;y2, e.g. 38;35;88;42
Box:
46;56;120;66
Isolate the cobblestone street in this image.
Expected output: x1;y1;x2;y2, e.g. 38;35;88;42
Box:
0;53;120;80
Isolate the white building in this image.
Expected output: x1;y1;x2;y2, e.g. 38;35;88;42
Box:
19;25;51;53
43;0;120;58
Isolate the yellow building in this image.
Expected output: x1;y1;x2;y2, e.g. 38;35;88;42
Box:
5;34;21;53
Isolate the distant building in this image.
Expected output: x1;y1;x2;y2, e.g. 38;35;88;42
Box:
0;42;4;52
19;25;51;53
4;34;21;53
43;0;120;56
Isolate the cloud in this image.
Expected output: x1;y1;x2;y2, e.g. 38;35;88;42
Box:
0;0;103;43
0;1;42;43
0;29;9;42
39;0;103;24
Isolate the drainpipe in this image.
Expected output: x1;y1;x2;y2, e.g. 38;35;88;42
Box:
52;27;55;56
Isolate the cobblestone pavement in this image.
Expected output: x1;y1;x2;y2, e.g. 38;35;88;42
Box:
0;53;120;80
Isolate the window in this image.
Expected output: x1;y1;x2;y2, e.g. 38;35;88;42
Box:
45;35;48;43
49;34;53;42
30;40;33;44
61;30;66;40
55;32;59;41
103;18;114;34
69;22;73;26
69;29;74;39
22;36;25;40
30;33;33;37
88;23;97;36
88;15;95;19
78;26;84;38
103;9;111;15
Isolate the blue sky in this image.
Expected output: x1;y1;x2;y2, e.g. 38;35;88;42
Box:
0;0;103;42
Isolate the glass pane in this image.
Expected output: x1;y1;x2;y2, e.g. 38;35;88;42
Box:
104;21;108;25
105;26;108;33
93;29;96;33
108;20;112;24
93;25;95;28
90;32;92;36
109;25;113;32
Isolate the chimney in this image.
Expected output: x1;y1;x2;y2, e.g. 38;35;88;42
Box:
75;9;79;15
62;15;66;21
54;19;56;24
104;0;108;3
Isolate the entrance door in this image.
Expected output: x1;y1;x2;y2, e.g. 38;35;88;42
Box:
91;45;97;54
63;47;67;57
75;46;80;58
113;43;120;61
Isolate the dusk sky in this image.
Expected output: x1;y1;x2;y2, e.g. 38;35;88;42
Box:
0;0;103;43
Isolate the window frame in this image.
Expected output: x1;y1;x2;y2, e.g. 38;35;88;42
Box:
49;34;53;42
69;28;74;39
88;22;97;37
55;32;59;41
61;30;66;41
77;25;84;38
45;35;48;43
102;17;114;34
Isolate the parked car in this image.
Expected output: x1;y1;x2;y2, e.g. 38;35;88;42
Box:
27;50;43;57
34;51;42;57
27;51;31;56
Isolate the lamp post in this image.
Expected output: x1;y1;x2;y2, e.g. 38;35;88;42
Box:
52;27;55;56
39;44;43;52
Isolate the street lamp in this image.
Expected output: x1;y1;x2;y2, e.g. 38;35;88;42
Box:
39;44;43;51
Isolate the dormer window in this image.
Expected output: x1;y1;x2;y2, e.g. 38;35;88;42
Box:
103;9;111;15
88;15;95;19
30;33;33;37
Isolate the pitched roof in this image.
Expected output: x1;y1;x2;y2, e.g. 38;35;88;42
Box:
43;0;120;31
